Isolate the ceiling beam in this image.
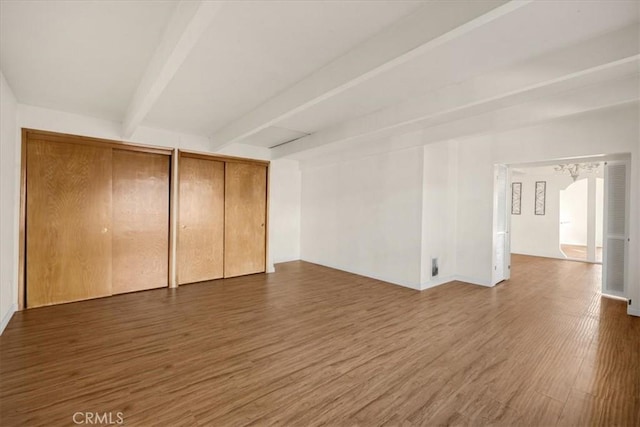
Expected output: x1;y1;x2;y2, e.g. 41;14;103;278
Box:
122;1;223;138
209;0;529;150
296;80;638;168
273;56;638;159
271;25;640;159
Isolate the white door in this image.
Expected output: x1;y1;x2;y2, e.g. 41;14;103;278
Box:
493;164;511;285
602;161;629;297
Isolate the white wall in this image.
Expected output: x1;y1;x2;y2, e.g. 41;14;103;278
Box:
0;72;19;334
456;104;639;314
301;143;424;289
635;115;640;317
299;134;461;290
269;159;301;264
559;177;603;248
455;135;494;285
560;179;589;246
595;177;604;248
510;172;572;258
421;140;458;287
300;103;639;315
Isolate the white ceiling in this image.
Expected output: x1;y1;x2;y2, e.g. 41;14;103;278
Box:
0;0;176;121
276;0;640;134
1;0;638;157
143;0;425;136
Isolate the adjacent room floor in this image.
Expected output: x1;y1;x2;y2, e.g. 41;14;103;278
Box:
561;244;603;262
1;255;638;426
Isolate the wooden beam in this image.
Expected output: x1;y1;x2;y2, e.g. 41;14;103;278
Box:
210;0;528;149
122;1;223;138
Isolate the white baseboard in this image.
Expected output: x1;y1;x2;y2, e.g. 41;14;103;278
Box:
511;251;565;260
0;303;17;335
628;307;640;317
454;275;494;287
299;258;421;290
419;275;495;291
420;276;455;291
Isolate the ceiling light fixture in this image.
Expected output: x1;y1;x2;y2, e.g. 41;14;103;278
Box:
554;162;600;182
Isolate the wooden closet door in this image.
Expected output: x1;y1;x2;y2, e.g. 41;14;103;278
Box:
177;156;225;284
224;162;267;278
112;150;170;294
26;140;112;308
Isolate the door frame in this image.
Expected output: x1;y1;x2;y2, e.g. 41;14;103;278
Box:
492;164;511;285
497;154;631;301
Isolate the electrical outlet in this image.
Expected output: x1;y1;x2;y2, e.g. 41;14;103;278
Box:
431;258;439;278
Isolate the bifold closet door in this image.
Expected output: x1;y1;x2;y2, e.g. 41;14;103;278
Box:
602;161;629;298
224;162;267;278
112;150;170;294
26;139;113;308
177;156;225;284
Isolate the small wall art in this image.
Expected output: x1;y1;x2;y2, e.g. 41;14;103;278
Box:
535;181;546;215
511;182;522;215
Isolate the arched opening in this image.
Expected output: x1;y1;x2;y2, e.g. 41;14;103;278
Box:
559;177;603;262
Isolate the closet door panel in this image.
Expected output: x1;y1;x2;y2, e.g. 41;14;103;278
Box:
112;150;170;294
26;139;112;308
177;156;225;284
224;162;267;278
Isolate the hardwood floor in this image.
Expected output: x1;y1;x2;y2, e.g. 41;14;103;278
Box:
1;255;638;426
561;244;603;263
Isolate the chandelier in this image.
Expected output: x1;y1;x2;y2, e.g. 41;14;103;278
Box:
554;163;600;182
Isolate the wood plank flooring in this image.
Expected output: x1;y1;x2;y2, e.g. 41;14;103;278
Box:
1;255;638;426
560;244;603;263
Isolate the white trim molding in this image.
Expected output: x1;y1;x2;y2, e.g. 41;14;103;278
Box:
0;303;17;335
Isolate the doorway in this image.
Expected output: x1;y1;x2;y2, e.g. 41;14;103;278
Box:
559;176;604;263
493;155;630;300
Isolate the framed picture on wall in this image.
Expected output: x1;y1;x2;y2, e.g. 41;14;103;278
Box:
511;182;522;215
535;181;546;215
